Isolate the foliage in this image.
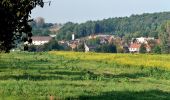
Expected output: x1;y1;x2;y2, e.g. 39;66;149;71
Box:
28;39;64;52
57;12;170;40
86;38;100;46
139;43;146;53
29;18;57;36
116;46;124;53
0;0;44;52
153;45;161;54
159;20;170;53
32;28;53;36
43;39;63;51
96;44;117;53
76;43;85;52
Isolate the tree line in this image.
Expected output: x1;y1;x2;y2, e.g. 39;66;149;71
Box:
57;12;170;40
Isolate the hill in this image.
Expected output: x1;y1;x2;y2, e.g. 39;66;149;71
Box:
29;17;62;36
57;12;170;40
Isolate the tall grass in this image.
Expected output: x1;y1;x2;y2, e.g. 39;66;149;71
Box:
0;51;170;99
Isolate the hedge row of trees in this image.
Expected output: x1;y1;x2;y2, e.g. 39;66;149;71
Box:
28;39;64;52
29;17;55;36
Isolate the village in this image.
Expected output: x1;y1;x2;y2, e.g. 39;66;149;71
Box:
29;33;160;53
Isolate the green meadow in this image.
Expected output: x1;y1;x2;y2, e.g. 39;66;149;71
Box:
0;51;170;100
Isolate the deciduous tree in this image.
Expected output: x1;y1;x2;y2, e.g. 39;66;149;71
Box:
159;20;170;53
0;0;44;52
139;43;146;53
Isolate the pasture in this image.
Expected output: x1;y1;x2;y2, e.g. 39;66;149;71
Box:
0;51;170;100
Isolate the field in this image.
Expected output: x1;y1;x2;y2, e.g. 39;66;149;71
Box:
0;51;170;100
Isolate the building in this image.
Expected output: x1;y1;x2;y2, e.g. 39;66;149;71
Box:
133;37;154;44
70;43;77;50
72;34;75;40
129;43;151;53
88;35;97;39
31;36;52;45
84;43;89;52
49;34;56;38
84;43;96;52
129;43;141;53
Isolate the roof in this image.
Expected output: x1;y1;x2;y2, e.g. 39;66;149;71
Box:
31;36;52;41
86;44;96;49
129;43;141;49
70;43;77;49
156;39;161;44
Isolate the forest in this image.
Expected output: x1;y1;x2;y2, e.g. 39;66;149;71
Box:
56;12;170;40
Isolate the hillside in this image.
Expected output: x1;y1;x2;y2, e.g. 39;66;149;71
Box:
57;12;170;40
29;17;62;36
0;51;170;99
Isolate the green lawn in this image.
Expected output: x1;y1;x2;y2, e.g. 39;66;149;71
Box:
0;51;170;100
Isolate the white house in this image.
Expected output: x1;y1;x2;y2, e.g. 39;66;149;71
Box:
31;36;52;45
84;43;96;52
84;43;89;52
49;34;56;38
134;37;154;44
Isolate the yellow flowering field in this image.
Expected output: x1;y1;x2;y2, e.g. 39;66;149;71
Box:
49;51;170;69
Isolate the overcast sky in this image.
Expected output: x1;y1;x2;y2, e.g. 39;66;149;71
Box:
31;0;170;23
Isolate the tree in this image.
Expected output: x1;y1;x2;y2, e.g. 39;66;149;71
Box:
153;45;161;54
35;17;45;28
139;43;146;53
96;44;117;53
0;0;45;52
43;39;62;51
159;20;170;53
76;43;85;52
57;12;170;40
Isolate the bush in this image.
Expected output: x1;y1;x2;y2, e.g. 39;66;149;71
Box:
153;45;161;54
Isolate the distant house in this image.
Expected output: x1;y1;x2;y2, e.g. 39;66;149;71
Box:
129;43;151;53
88;35;97;39
84;43;89;52
99;37;108;44
58;40;66;44
108;36;115;44
49;34;57;38
132;37;154;44
70;43;77;50
84;43;96;52
155;39;161;45
129;43;141;53
67;39;81;50
31;36;52;45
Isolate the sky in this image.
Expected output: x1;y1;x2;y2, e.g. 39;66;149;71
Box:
31;0;170;23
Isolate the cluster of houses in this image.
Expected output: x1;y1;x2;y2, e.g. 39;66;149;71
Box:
30;34;160;53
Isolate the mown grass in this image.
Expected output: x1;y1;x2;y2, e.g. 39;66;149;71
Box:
0;51;170;100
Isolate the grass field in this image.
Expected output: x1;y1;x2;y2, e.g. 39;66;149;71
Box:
0;51;170;100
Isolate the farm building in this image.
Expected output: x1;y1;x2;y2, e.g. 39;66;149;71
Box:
31;36;52;45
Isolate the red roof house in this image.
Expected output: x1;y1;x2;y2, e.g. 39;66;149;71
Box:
129;43;141;53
